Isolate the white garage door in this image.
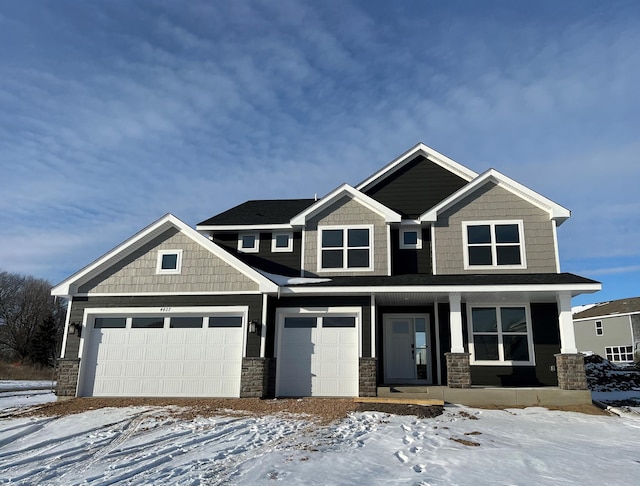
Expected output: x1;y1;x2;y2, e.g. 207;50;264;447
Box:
277;313;359;397
80;314;244;397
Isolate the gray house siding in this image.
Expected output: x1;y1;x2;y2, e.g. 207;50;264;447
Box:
363;155;469;218
213;231;302;276
574;315;633;358
390;228;432;275
469;302;560;386
78;228;259;294
434;182;557;274
303;196;388;277
63;294;264;359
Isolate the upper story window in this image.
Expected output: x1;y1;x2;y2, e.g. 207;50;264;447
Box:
469;305;534;365
399;227;422;249
318;225;373;271
156;249;183;274
463;220;526;269
238;232;260;253
595;320;603;336
272;232;293;252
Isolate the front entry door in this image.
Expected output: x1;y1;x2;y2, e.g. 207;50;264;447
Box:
383;315;432;384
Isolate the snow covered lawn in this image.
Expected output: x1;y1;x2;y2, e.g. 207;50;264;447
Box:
1;395;640;484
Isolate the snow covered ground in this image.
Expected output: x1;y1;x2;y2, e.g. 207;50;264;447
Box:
2;390;640;484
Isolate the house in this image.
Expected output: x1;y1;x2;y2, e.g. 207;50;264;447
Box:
52;143;601;404
573;297;640;364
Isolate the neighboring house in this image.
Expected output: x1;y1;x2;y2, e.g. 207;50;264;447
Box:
52;143;601;401
573;297;640;364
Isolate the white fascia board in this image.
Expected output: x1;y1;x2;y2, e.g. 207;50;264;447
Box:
356;142;478;191
51;213;278;297
279;282;602;296
196;224;294;231
573;310;640;322
290;183;401;225
420;169;571;224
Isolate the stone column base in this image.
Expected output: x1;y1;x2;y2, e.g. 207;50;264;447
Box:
55;358;80;397
240;357;276;398
359;357;377;397
555;353;588;390
445;352;471;388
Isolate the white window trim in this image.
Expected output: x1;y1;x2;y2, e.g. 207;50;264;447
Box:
271;232;293;252
316;224;374;273
605;345;634;363
238;232;260;253
399;226;422;249
462;220;527;270
156;249;183;274
468;303;535;366
595;320;603;336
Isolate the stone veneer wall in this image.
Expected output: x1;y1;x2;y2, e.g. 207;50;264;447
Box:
554;354;588;390
445;353;471;388
359;357;377;397
55;358;80;397
240;358;276;398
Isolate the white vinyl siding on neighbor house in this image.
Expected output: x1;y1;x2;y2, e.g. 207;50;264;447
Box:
317;225;373;272
468;304;535;366
462;220;526;269
79;307;247;398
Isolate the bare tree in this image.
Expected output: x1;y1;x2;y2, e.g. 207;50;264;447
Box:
0;270;65;365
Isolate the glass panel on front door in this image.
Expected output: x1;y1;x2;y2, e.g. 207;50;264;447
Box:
384;315;431;384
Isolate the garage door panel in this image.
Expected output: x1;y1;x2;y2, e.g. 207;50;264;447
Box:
84;324;243;397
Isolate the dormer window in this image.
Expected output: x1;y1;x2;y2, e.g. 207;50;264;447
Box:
399;227;422;249
463;221;526;269
238;233;260;253
318;225;373;271
156;249;183;274
272;232;293;252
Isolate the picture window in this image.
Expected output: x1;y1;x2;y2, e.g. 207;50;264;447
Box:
319;226;372;271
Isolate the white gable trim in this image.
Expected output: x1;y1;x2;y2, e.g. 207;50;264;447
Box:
290;183;401;226
420;169;571;225
51;213;278;297
356;142;478;192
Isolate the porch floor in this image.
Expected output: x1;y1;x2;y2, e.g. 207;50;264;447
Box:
377;386;593;407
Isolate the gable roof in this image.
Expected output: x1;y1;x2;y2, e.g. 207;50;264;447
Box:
197;199;315;229
356;142;478;192
289;183;402;226
420;168;571;225
51;214;279;297
573;296;640;320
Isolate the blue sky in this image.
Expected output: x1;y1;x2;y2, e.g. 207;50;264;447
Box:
1;0;638;305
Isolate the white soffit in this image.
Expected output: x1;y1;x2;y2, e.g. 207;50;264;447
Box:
420;169;571;224
51;213;278;297
356;142;478;192
290;183;402;225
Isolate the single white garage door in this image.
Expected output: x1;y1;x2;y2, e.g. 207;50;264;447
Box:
277;313;359;397
79;315;244;397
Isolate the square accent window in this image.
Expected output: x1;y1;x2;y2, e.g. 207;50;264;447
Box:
605;345;633;363
156;250;183;274
463;221;526;269
318;226;372;271
595;320;603;336
399;227;422;249
238;233;260;253
469;305;534;365
272;232;293;252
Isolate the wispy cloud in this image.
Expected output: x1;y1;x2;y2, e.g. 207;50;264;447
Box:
0;0;638;295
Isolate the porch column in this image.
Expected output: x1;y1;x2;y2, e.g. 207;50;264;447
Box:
449;293;465;353
557;292;577;354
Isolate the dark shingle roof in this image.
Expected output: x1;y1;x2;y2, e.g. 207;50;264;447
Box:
198;199;315;226
287;273;599;287
573;296;640;319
